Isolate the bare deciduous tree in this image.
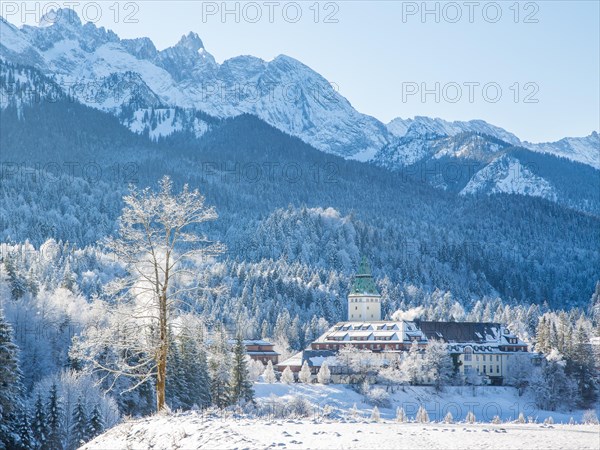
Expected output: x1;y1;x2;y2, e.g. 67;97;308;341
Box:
73;176;223;411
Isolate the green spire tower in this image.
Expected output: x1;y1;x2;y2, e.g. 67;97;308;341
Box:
348;256;381;321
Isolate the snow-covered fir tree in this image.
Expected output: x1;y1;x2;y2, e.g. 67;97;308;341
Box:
262;361;276;384
69;397;88;449
31;393;47;449
46;383;64;450
299;361;312;383
208;328;232;408
229;336;254;404
87;405;104;441
317;362;331;385
0;309;23;449
281;366;295;384
15;409;34;450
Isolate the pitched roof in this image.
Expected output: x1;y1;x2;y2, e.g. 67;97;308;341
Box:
416;321;501;343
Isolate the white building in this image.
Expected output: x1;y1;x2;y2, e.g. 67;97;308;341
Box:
278;257;532;385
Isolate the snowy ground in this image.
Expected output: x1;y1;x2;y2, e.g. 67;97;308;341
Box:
82;414;599;450
82;384;600;449
252;383;597;423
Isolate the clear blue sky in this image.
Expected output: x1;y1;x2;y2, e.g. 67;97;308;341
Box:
5;1;599;142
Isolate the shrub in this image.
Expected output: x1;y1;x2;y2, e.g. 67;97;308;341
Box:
416;405;430;423
371;406;380;422
465;411;476;424
366;387;391;408
582;410;599;425
396;407;406;423
444;412;453;424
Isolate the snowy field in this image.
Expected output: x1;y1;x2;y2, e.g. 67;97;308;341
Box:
81;414;599;450
82;384;600;449
251;383;596;423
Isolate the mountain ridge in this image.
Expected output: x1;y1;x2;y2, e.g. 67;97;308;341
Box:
1;9;597;167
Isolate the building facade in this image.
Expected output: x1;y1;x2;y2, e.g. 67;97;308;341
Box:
278;258;531;385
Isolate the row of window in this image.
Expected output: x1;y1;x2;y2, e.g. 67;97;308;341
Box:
463;353;501;362
465;365;501;375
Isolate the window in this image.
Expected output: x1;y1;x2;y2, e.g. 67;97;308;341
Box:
355;306;358;310
489;365;492;373
483;365;486;373
482;355;486;362
496;365;500;373
496;355;500;362
464;346;473;362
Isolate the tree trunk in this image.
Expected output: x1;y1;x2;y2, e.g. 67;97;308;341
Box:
156;292;168;411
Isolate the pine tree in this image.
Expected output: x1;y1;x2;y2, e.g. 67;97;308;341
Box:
570;320;598;406
317;362;331;385
262;360;276;384
87;404;104;440
70;397;88;449
31;394;47;449
0;309;24;449
229;336;254;404
298;361;312;383
185;341;211;409
14;409;33;450
46;383;63;450
208;329;232;408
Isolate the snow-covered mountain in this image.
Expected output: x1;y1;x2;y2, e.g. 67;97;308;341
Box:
0;8;597;205
524;132;600;170
460;154;557;201
0;9;388;159
386;116;522;146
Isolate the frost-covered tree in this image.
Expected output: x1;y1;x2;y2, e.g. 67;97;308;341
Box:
569;319;597;406
281;366;295;384
424;339;454;391
69;397;88;449
208;328;232;408
506;353;534;395
444;412;454;424
395;406;406;423
465;411;476;424
262;361;276;384
401;340;423;385
230;336;254;404
317;362;331;385
15;409;34;450
46;383;63;450
0;309;23;449
167;324;211;410
31;394;47;450
72;177;223;411
416;405;429;423
370;406;380;422
298;361;312;383
529;350;578;411
87;405;104;440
